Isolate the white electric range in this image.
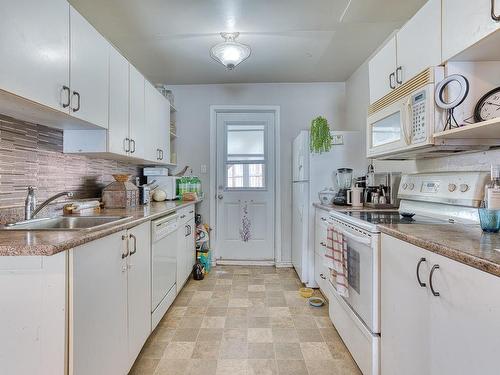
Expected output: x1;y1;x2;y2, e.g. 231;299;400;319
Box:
324;171;488;375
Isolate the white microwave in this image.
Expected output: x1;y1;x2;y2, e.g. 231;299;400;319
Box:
366;67;489;160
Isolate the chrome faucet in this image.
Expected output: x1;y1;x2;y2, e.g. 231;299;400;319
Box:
24;186;74;220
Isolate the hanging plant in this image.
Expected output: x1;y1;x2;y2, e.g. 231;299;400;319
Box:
309;116;333;153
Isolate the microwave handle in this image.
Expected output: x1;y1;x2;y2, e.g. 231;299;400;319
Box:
402;99;412;145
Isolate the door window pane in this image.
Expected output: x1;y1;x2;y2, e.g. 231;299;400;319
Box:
226;163;265;189
371;112;401;148
227;124;265;161
225;123;267;190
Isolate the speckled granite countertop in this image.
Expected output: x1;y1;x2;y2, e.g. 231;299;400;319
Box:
0;200;201;256
379;224;500;277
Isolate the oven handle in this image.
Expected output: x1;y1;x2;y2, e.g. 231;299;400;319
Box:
336;227;371;245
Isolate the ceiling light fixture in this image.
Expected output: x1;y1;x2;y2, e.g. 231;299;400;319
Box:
210;32;251;71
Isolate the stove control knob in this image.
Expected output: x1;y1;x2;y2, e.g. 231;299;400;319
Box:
408;183;415;190
402;183;408;190
448;183;457;192
459;184;469;193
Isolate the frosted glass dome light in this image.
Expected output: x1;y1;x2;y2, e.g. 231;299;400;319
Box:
210;32;251;70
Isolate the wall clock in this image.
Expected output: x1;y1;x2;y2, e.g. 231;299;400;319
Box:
474;86;500;122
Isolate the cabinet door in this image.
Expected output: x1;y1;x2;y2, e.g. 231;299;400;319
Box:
443;0;500;61
69;6;109;128
396;0;441;83
108;46;130;155
185;218;196;280
70;231;128;375
176;223;188;288
429;252;500;375
159;98;171;164
369;36;397;104
0;0;70;113
127;222;152;370
144;81;162;162
381;234;431;375
129;65;147;159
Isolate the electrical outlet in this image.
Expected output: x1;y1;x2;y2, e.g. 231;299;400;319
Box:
331;134;344;145
200;164;208;174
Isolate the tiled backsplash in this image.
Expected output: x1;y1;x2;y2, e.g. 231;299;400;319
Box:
0;115;141;223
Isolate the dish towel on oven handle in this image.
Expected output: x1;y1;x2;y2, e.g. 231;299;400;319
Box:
324;226;349;298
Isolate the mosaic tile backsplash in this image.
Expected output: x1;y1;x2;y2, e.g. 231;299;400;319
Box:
0;115;141;223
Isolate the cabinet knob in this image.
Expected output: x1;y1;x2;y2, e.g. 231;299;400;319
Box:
320;273;326;280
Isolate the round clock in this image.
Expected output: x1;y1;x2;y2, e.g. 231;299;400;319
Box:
474;86;500;122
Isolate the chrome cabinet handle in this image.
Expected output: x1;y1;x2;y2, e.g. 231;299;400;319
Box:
156;149;160;160
429;264;440;296
185;225;189;237
61;85;71;108
159;149;164;160
121;234;129;259
416;257;427;287
180;214;186;219
389;72;396;89
123;138;131;153
189;210;194;214
129;233;137;256
396;66;403;84
130;139;136;153
72;91;81;112
217;194;223;200
320;242;327;247
320;273;326;280
492;0;500;21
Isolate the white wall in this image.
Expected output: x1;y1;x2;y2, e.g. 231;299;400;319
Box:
167;82;346;263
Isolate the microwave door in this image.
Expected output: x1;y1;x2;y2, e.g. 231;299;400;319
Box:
367;103;407;157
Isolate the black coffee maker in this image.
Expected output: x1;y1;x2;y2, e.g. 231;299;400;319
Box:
333;168;353;206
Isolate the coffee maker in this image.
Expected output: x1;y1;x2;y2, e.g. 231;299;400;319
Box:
333;168;353;205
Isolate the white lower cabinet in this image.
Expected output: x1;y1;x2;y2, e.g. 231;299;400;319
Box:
125;222;151;370
314;209;329;292
70;231;128;375
381;234;500;375
176;206;196;289
70;222;151;375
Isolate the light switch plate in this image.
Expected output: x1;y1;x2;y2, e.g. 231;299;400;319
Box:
332;134;344;145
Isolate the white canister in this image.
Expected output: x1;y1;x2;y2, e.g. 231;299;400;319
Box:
347;186;364;208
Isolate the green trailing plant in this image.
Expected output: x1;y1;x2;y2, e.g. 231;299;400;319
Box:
309;116;333;153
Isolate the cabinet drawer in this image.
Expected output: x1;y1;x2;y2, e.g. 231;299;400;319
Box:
178;205;195;225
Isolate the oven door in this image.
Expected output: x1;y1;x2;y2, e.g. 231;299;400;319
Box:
328;219;379;334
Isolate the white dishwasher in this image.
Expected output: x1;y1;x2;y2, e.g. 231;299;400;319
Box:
151;213;178;329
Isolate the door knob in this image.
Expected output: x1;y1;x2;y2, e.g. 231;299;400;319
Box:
217;194;223;199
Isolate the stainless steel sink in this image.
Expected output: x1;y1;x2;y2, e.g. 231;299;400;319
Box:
1;216;133;231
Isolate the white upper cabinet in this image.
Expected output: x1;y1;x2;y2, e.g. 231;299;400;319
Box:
369;36;397;103
69;6;109;128
129;65;147;160
443;0;500;61
108;46;130;155
396;0;441;84
145;80;171;163
0;0;70;113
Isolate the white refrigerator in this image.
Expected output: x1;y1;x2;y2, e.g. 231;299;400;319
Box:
291;130;367;287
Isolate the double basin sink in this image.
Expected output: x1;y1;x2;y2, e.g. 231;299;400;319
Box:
2;216;133;231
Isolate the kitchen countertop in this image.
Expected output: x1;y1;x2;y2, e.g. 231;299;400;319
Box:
0;200;201;257
379;224;500;277
313;201;500;277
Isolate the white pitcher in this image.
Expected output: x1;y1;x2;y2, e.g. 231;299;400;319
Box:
347;186;364;208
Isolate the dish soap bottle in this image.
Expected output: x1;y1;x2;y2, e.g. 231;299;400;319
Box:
485;164;500;209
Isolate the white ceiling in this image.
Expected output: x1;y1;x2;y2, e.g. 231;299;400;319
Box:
69;0;427;85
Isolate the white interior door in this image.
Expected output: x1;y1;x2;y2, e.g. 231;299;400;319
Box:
216;111;275;261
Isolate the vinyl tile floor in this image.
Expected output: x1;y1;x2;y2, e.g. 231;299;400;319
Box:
129;266;362;375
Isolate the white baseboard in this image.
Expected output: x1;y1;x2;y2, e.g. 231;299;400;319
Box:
215;259;275;266
275;261;293;268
